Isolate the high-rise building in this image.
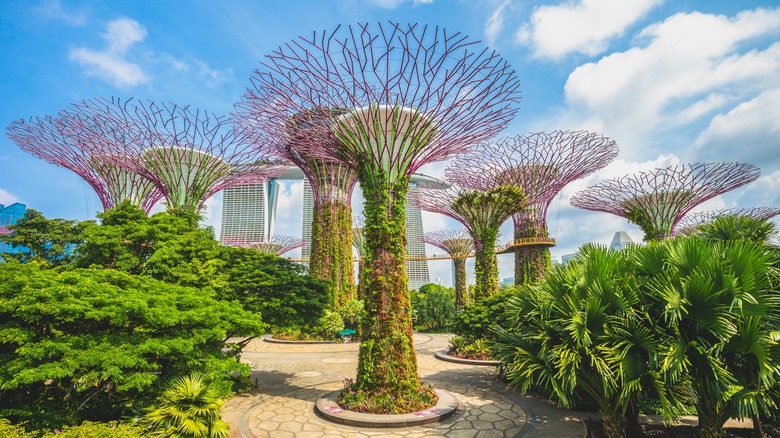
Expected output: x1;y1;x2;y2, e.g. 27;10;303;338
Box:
405;197;430;290
609;231;634;251
220;181;279;243
300;179;315;262
0;202;27;255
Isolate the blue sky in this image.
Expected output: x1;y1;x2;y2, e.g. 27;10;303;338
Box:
1;0;779;286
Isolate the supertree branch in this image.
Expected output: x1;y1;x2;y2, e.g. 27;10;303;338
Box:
6;112;163;213
66;97;286;215
240;22;520;410
570;162;761;242
448;131;618;284
222;234;306;256
420;229;474;309
411;184;527;299
675;207;780;236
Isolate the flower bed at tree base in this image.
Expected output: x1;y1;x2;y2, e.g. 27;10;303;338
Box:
337;381;439;414
434;350;500;366
584;418;758;438
316;389;459;428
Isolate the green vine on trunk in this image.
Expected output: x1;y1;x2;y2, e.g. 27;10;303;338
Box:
514;219;551;285
309;200;355;307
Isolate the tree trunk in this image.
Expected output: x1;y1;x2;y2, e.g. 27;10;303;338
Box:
453;257;468;309
473;228;499;299
309;199;355;307
600;409;627;438
751;413;763;438
354;174;424;408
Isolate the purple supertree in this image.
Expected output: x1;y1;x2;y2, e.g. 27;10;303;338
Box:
222;234;306;256
6;111;163;214
449;131;618;284
240;22;520;409
570;162;761;241
67;97;286;216
411;182;526;299
674;207;780;236
235;107;358;307
0;226;11;236
419;229;474;309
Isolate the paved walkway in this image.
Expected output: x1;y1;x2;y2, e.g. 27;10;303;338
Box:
223;333;587;438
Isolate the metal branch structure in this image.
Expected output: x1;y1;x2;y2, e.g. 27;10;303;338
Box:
449;131;618;284
241;21;521;409
411;184;526;299
570;162;761;241
66;97;286;216
674;207;780;236
420;229;474;309
6;112;163;214
236;108;358;306
222;234;306;256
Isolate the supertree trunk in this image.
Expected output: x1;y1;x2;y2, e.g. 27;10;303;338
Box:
473;228;500;299
453;258;468;309
309;199;355;306
513;213;551;285
356;172;421;400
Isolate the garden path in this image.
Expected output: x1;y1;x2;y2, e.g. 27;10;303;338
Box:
223;333;586;438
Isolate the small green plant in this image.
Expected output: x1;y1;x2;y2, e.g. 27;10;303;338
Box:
464;339;492;360
0;419;27;438
144;374;230;438
447;336;468;356
315;310;345;340
338;299;365;329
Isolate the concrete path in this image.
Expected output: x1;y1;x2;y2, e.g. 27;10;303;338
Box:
223;333;586;438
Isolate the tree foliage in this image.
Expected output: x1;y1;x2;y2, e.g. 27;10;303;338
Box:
0;209;85;266
144;374;229;438
0;263;265;430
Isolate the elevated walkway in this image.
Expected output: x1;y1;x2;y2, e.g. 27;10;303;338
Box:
495;237;557;255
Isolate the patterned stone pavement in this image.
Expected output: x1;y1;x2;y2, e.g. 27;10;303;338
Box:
223;334;586;438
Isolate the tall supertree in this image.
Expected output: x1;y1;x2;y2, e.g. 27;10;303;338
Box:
570;163;761;242
242;22;520;410
222;234;306;256
674;207;780;236
411;183;526;299
6;111;163;214
67;97;286;216
420;229;474;309
449;131;618;284
236;107;359;307
352;215;367;300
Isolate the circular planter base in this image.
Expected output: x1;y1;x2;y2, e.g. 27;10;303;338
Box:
434;350;500;366
315;389;459;428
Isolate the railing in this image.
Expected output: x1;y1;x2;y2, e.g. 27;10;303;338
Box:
495;237;557;254
286;252;475;263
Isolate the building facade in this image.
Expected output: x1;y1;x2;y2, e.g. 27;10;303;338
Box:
0;202;27;255
219;181;279;244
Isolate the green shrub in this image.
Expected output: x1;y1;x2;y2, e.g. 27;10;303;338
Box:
43;421;145;437
447;336;468;356
0;419;27;438
338;299;365;329
414;288;455;331
450;287;519;341
144;374;229;438
315;310;345;339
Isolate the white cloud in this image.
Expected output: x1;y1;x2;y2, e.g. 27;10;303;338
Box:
199;193;222;237
485;1;511;45
37;0;86;26
691;87;780;166
0;189;21;206
517;0;663;60
69;17;149;87
563;8;780;159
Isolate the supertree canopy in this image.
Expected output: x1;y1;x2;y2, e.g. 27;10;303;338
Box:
411;183;527;299
420;229;474;309
570;162;761;241
6;111;163;214
67;97;286;216
222;234;306;256
235;107;358;307
241;21;520;411
674;207;780;236
449;131;618;284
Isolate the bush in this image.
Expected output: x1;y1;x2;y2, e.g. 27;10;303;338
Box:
315;310;345;340
449;287;520;341
338;299;365;329
413;288;455;331
43;421;145;437
0;263;264;430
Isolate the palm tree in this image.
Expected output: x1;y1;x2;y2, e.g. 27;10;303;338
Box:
493;244;672;438
634;237;780;438
145;374;230;438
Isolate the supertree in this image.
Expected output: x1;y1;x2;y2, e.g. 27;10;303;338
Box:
235;107;359;307
66;97;286;217
570;162;761;241
449;131;618;284
222;234;306;256
6;112;163;214
411;183;526;299
241;22;520;410
674;207;780;236
419;229;474;309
